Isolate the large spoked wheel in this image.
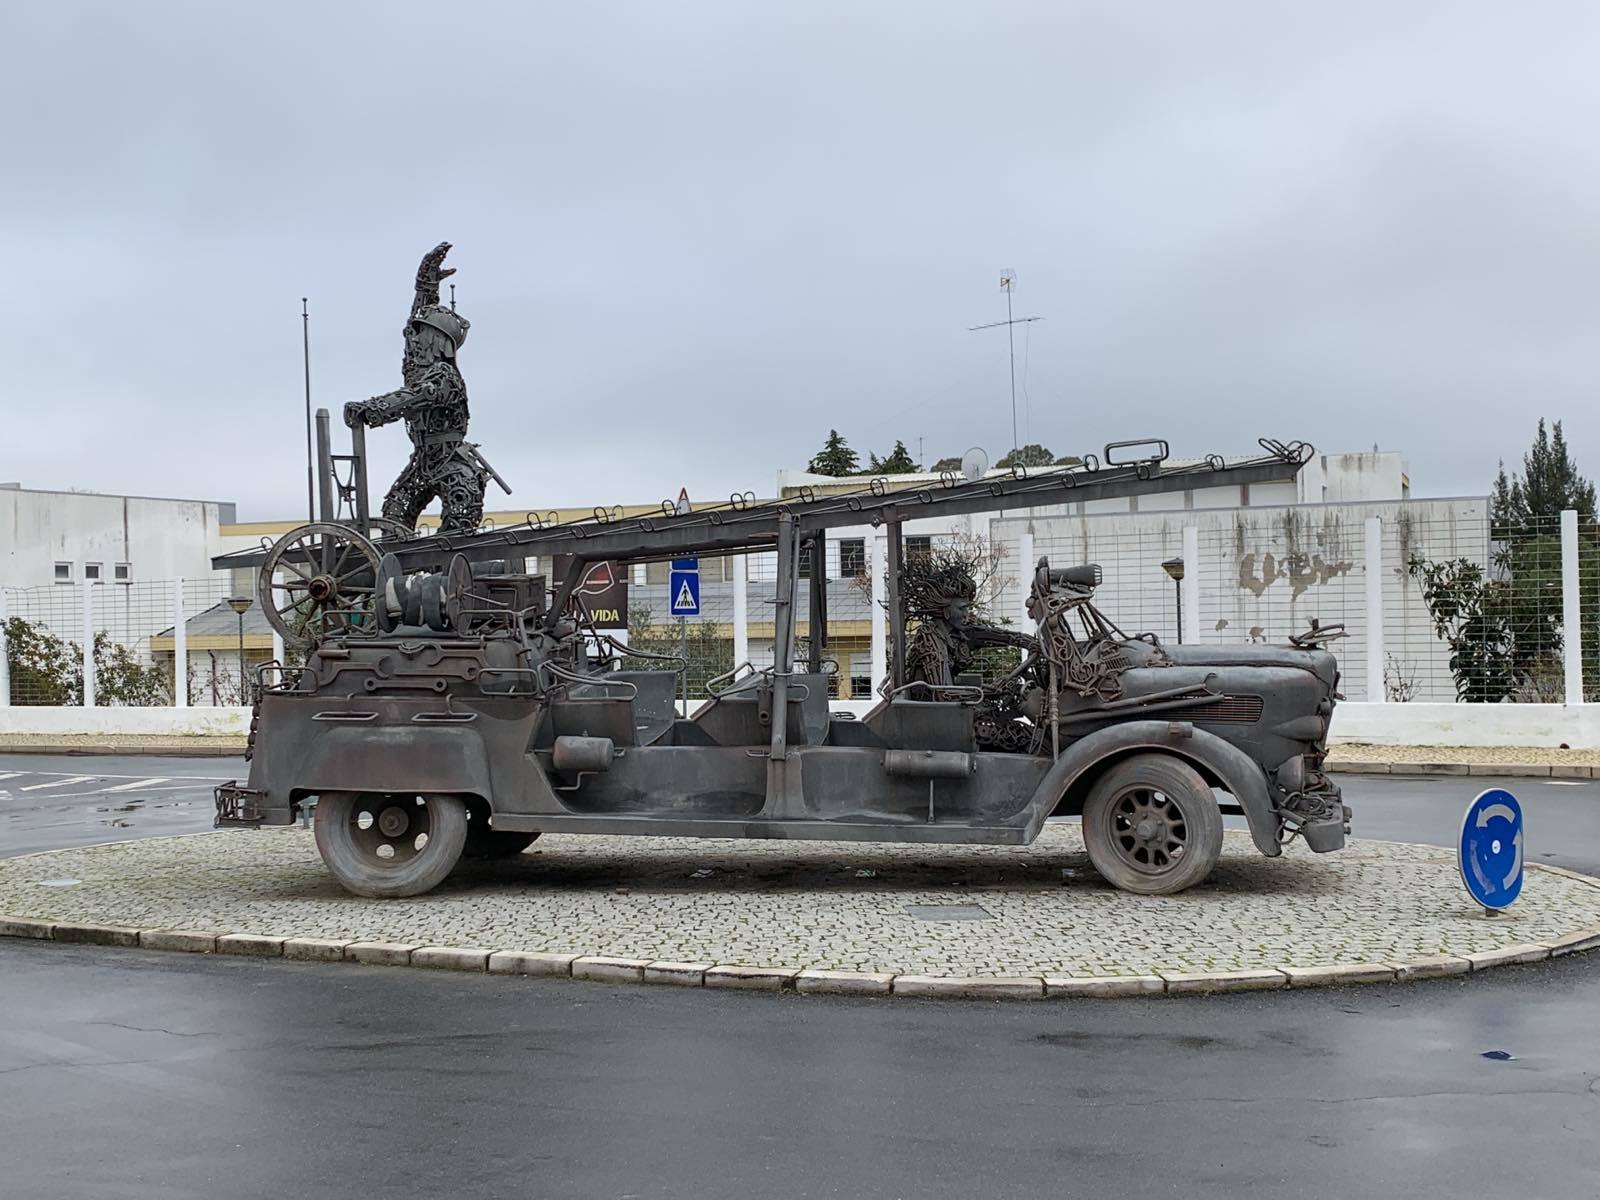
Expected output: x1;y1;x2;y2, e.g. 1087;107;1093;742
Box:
313;791;469;898
1081;754;1223;895
259;523;382;649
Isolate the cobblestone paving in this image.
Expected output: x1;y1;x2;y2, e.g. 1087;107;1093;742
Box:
3;828;1598;977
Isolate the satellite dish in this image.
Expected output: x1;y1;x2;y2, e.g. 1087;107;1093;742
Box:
960;447;989;482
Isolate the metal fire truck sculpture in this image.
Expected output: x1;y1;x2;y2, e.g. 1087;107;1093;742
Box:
216;245;1350;899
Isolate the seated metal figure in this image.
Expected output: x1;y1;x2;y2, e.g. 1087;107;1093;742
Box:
344;242;492;535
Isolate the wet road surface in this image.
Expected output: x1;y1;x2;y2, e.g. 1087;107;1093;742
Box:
2;756;1598;1198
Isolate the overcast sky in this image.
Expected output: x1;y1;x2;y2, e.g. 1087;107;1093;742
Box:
6;1;1599;519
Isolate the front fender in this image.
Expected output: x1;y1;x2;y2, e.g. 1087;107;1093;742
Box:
1026;721;1282;856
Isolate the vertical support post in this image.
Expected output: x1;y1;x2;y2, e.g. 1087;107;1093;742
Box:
315;408;336;528
732;552;749;669
0;589;10;706
769;514;796;764
870;532;887;696
1563;507;1582;705
885;519;906;691
1182;525;1201;644
1018;528;1035;628
1365;516;1385;702
81;579;96;708
350;421;370;530
807;536;827;674
173;578;188;708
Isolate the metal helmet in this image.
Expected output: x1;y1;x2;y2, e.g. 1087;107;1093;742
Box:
412;305;471;354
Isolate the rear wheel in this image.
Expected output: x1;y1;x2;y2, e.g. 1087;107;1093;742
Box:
313;791;468;897
1081;754;1222;895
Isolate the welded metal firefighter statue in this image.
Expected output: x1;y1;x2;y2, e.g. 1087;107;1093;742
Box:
344;242;509;534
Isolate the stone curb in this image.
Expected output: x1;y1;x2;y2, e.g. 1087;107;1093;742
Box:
0;743;247;758
1328;762;1600;778
4;919;1596;998
3;865;1599;1002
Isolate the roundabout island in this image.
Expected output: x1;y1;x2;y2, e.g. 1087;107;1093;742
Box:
3;825;1598;998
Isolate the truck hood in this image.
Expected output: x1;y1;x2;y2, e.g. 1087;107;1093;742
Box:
1159;643;1339;692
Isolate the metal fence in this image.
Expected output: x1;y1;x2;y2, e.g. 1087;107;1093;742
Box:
5;502;1597;709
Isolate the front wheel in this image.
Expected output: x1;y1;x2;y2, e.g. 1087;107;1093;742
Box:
1081;754;1223;895
313;791;468;898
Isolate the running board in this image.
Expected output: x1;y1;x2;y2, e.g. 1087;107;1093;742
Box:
489;813;1033;845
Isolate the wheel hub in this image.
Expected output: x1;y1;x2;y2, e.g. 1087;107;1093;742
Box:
376;806;410;838
307;574;337;602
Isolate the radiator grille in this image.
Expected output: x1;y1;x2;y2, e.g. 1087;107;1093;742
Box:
1198;694;1264;724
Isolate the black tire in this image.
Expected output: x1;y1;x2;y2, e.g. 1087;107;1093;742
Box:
313;791;469;898
462;824;541;860
1081;754;1223;895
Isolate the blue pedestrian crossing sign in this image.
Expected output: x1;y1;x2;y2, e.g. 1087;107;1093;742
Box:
1459;788;1524;910
670;557;700;616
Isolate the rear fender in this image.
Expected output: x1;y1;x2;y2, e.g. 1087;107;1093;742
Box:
283;726;495;802
1028;720;1282;856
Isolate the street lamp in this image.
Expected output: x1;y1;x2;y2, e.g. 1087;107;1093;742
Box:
1161;558;1185;645
226;596;252;704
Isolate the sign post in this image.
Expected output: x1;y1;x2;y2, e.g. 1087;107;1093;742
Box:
670;488;697;711
1459;788;1524;913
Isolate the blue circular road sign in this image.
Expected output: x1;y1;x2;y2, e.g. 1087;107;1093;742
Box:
1459;788;1524;910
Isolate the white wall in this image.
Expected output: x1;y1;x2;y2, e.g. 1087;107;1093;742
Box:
0;486;234;590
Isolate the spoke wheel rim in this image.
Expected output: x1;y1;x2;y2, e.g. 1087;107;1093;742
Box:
1102;786;1189;875
258;523;381;649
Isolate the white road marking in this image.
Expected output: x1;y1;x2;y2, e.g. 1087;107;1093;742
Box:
1545;779;1588;787
0;772;26;781
98;777;171;793
20;775;98;791
0;769;231;782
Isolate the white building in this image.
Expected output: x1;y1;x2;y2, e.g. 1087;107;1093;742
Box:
0;482;235;591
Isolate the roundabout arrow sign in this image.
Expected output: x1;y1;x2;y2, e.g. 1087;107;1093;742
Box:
1459;788;1524;911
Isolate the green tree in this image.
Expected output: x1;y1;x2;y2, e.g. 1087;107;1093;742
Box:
807;429;859;476
1492;418;1596;535
4;617;79;705
867;440;919;474
930;456;962;474
995;443;1055;469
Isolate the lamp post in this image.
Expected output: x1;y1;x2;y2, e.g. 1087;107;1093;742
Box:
1161;558;1185;645
226;596;252;704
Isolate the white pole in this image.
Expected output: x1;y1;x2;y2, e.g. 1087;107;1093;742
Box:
0;589;10;706
870;531;887;695
1017;529;1035;628
173;578;188;708
1365;516;1385;702
81;579;96;708
1181;525;1201;644
270;571;285;668
1562;508;1582;705
731;553;749;670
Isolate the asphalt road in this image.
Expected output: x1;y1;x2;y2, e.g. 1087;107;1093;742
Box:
2;757;1598;1199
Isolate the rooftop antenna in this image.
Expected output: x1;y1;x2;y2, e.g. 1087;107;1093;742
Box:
969;270;1041;461
301;298;314;523
449;282;457;313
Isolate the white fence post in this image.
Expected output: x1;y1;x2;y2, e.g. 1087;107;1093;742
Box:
1017;529;1035;628
173;578;188;708
1563;508;1582;705
0;589;9;706
1365;517;1385;702
731;553;749;670
870;532;887;695
81;580;96;708
270;572;285;669
1181;526;1200;644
